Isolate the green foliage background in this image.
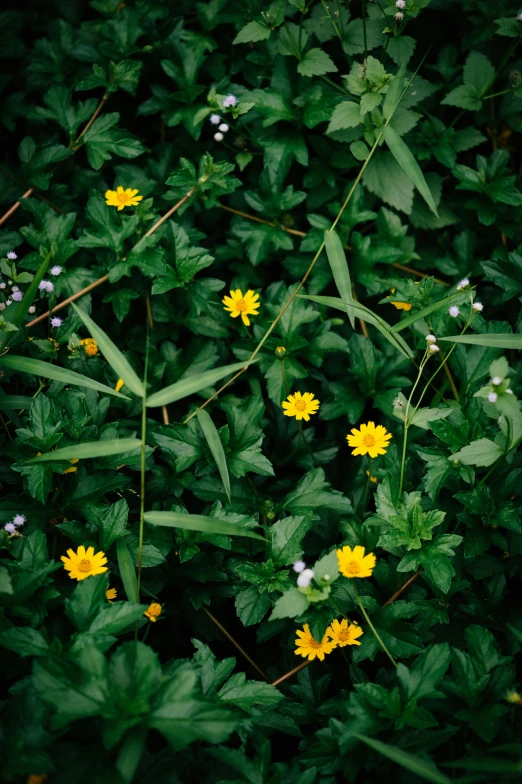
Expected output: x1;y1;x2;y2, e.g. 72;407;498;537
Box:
1;0;522;781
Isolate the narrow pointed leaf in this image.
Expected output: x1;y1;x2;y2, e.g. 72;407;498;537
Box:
352;734;451;784
382;62;407;120
391;293;461;332
324;229;355;329
72;303;144;397
144;511;266;541
147;360;255;408
383;126;438;216
21;438;142;464
197;409;231;503
116;538;138;602
0;250;52;351
0;355;130;399
439;333;522;349
0;395;34;410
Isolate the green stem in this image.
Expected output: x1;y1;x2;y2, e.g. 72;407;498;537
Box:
483;88;511;100
360;457;374;514
354;584;397;668
399;352;428;495
136;322;150;602
362;0;367;60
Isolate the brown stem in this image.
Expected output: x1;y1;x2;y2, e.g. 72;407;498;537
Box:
352;287;369;338
218;203;306;237
161;405;169;425
393;263;449;287
438;346;460;402
0;188;34;227
74;93;109;144
145;295;154;329
203;607;269;682
143;187;196;238
382;569;422;608
26;274;109;327
271;660;309;687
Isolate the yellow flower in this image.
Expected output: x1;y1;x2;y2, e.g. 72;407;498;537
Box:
347;421;392;458
61;545;108;581
80;338;98;357
27;776;48;784
106;587;117;601
222;288;260;326
337;545;376;579
282;391;320;422
144;602;162;622
115;378;125;392
294;623;337;661
391;301;412;311
366;470;378;483
62;458;79;475
105;186;143;211
327;618;363;647
507;691;522;704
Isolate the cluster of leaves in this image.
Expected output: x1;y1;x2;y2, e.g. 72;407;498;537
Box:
1;0;522;782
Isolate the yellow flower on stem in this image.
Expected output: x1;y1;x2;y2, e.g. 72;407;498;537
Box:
294;623;337;661
80;338;98;357
222;289;260;326
282;391;320;422
106;588;117;601
337;545;376;579
61;545;108;581
144;602;162;622
115;378;125;392
346;421;392;458
326;618;363;647
105;186;143;211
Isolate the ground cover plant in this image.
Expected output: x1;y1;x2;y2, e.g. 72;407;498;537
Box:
1;0;522;781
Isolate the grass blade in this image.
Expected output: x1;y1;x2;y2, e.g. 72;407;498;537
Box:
0;395;34;410
391;292;461;332
144;511;266;541
324;229;355;329
0;250;52;351
197;409;231;503
383;126;438;216
382;62;407;120
352;733;451;784
116;537;138;602
439;333;522;349
72;303;144;397
147;360;255;408
0;355;130;399
21;438;142;463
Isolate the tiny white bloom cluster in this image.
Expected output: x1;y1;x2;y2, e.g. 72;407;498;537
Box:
449;305;460;318
488;392;498;403
12;290;23;302
6;251;17;260
50;265;62;276
0;282;6;290
456;278;469;290
212;109;233;142
297;568;315;589
472;301;483;312
426;333;440;353
395;11;404;20
39;280;54;293
491;376;502;386
396;0;406;6
51;316;63;327
4;513;25;534
210;114;221;125
223;94;237;108
28;305;36;314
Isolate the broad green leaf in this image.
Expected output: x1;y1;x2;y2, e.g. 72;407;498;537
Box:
382;63;407;120
147;361;255;408
197;409;231;503
144;511;266;541
0;627;50;657
352;734;451;784
383;125;438;216
0;395;33;410
116;537;138;603
297;48;337;78
451;438;503;468
391;293;461;332
0;355;130;399
0;249;52;351
439;333;522;349
88;602;148;635
20;438;142;464
72;303;144;397
269;587;309;620
324;229;355;329
233;20;271;44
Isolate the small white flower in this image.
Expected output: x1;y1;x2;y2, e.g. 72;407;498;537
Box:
395;11;404;19
293;560;306;573
491;376;502;386
449;306;460;317
0;303;5;311
428;344;440;353
4;522;16;533
6;251;17;260
223;94;238;108
210;114;221;125
472;301;483;312
50;265;62;276
214;132;224;142
51;316;63;328
456;278;469;290
13;514;25;526
297;568;314;589
11;286;19;292
506;388;513;394
218;123;229;132
488;392;498;403
28;305;36;314
426;334;437;343
6;299;12;306
39;280;49;291
0;282;6;290
396;0;406;6
11;291;22;302
45;281;54;293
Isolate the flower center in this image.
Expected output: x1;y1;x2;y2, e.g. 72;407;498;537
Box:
362;434;375;447
347;560;361;575
338;629;351;642
78;559;92;573
116;192;130;205
235;299;247;311
309;638;321;649
148;603;162;617
294;399;307;411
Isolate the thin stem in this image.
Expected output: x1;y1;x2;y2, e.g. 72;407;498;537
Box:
382;569;422;607
399;352;429;495
354;584;397;668
0;188;34;227
203;607;269;682
280;359;290;396
360;457;373;514
73;92;109;144
136;323;150;602
483;89;510;100
271;660;309;687
362;0;367;60
143;187;196;238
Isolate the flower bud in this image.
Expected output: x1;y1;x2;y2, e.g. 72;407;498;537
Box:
275;346;287;358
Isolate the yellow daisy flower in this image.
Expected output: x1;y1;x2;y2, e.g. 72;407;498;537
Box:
282;391;320;422
144;602;163;622
222;288;260;326
106;587;117;601
391;301;412;311
337;544;376;579
80;338;98;357
326;618;363;647
61;545;108;581
115;378;125;392
294;623;337;661
346;421;392;458
105;186;143;211
27;776;48;784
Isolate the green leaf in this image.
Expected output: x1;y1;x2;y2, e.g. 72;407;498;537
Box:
235;586;271;626
88;602;148;635
297;48;338;77
64;572;108;632
451;438;504;468
324;229;355;329
116;537;138;603
270;515;312;566
0;627;50;657
144;511;266;541
197;409;231;504
218;672;282;710
313;549;339;583
352;733;451;784
269;586;309;620
282;467;351;517
0;395;34;410
147;361;255;407
383;125;438;216
72;303;144;397
463;51;495;96
391;293;461;332
233;20;271;44
0;250;52;351
439;333;522;349
21;438;142;464
82;112;144;170
327;101;361;133
99;498;129;550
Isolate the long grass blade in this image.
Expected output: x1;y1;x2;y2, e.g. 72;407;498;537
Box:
197;409;231;503
324;229;355;329
20;438;142;463
144;511;266;541
116;538;138;603
147;360;255;408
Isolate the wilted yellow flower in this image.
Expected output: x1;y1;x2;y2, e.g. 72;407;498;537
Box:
327;618;363;647
294;623;337;661
115;378;125;392
144;602;162;622
282;391;320;422
347;421;392;458
105;186;143;211
222;288;260;326
337;545;376;579
61;545;108;581
80;338;98;357
106;587;117;602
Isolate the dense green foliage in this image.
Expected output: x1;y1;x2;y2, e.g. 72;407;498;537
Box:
2;0;522;782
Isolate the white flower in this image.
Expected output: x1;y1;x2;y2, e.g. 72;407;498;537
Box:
472;301;483;312
293;560;306;573
210;114;221;125
396;0;406;6
214;132;224;142
12;291;22;302
218;123;229;132
51;316;63;327
428;344;440;353
6;299;12;306
488;392;498;403
28;305;36;314
297;568;314;589
426;334;437;343
449;306;460;317
223;94;237;108
11;286;19;292
13;514;25;526
491;376;502;386
0;282;6;289
39;280;49;291
395;11;404;19
6;251;17;260
50;265;62;276
0;303;5;311
4;522;16;533
456;278;469;290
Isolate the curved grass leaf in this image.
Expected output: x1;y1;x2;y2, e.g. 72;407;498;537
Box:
352;734;451;784
0;250;52;351
391;292;461;332
144;511;266;541
324;229;355;329
383;126;438;216
147;360;255;408
0;355;130;399
72;303;144;397
196;409;231;503
382;62;407;120
0;395;34;410
116;537;138;602
438;333;522;349
21;438;142;464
